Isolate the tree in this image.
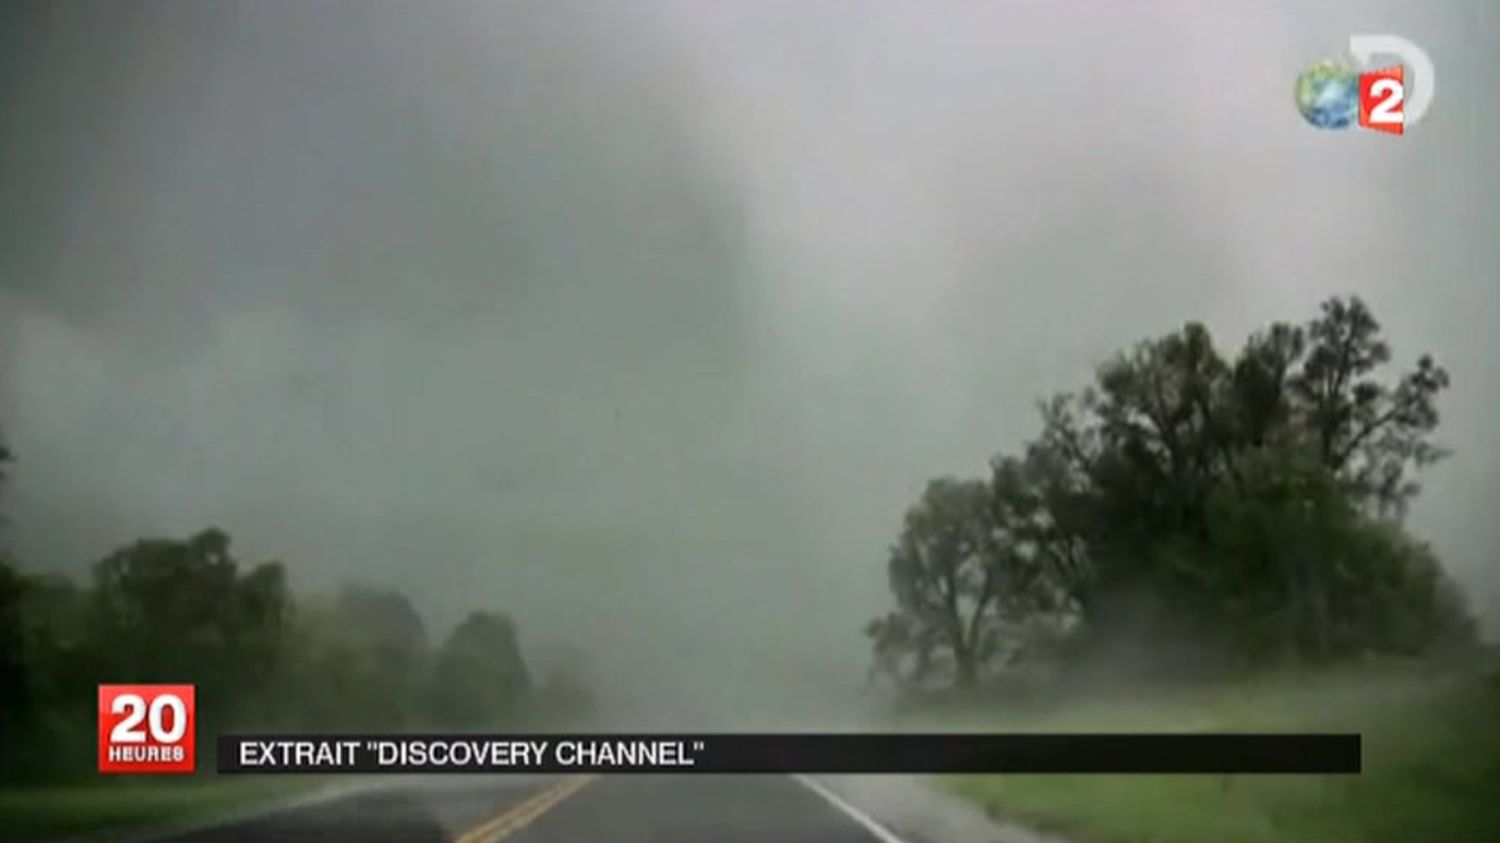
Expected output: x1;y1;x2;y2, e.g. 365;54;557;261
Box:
990;451;1090;611
0;443;549;776
333;586;430;678
0;435;17;770
0;560;29;777
1;567;93;781
869;295;1471;682
1029;298;1455;651
874;470;1090;691
429;611;530;727
1290;297;1449;516
1091;323;1235;556
1227;321;1306;450
88;529;289;728
271;586;433;730
883;477;1059;688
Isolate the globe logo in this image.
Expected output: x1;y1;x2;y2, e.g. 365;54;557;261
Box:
1295;59;1360;129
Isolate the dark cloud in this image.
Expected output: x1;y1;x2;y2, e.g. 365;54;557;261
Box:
2;1;1496;720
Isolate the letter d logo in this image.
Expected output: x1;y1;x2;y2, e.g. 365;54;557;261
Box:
1348;34;1435;127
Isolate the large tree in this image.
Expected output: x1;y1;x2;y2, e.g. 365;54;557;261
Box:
270;586;433;730
0;560;28;778
871;296;1470;684
883;477;1059;688
0;435;15;757
89;528;290;727
1291;297;1449;515
1029;297;1455;630
429;610;531;726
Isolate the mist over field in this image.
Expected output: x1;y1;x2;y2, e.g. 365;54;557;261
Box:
1;0;1497;729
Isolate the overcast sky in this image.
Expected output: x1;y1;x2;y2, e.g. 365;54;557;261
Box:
1;1;1496;721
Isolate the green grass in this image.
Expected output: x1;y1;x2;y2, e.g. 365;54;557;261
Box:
0;775;329;842
937;667;1500;843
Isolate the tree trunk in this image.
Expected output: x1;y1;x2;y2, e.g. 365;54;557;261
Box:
954;645;978;689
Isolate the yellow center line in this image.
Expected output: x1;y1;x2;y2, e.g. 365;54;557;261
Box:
453;775;598;843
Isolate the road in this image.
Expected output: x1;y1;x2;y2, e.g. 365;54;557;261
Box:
155;775;898;843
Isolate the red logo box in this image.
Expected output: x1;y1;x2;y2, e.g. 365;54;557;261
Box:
98;684;196;774
1358;65;1405;135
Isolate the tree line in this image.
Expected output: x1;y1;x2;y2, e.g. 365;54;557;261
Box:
0;442;588;781
868;296;1478;691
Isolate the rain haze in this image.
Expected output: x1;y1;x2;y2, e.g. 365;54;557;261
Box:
2;0;1496;727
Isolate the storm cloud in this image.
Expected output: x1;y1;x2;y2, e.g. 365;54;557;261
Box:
2;0;1496;722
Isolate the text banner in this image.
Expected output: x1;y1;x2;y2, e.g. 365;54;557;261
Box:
218;733;1360;774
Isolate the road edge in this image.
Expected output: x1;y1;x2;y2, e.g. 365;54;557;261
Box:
796;774;1080;843
793;774;913;843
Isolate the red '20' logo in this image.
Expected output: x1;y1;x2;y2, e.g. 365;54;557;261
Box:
1359;65;1404;135
98;685;196;774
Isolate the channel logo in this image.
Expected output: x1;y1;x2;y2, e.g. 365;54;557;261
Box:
98;684;196;774
1295;34;1435;135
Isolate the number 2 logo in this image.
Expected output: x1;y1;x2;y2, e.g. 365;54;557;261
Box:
1359;65;1405;135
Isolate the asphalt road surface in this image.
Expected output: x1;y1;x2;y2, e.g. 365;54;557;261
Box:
155;775;899;843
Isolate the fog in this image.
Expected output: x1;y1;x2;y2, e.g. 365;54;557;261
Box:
1;1;1496;725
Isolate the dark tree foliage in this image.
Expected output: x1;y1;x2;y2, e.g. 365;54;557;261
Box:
1;523;548;780
0;436;16;772
885;478;1000;687
0;529;290;779
881;474;1080;689
85;529;291;738
267;586;434;730
1291;298;1450;515
0;419;567;782
429;611;531;727
873;296;1471;688
0;560;29;773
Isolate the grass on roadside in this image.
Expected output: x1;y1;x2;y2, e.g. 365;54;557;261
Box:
938;667;1500;843
0;775;327;842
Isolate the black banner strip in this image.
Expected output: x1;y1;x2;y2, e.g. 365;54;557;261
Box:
218;732;1360;774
